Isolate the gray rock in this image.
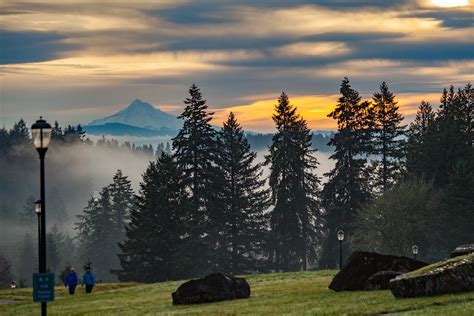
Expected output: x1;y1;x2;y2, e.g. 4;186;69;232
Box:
389;253;474;298
450;244;474;258
367;271;404;290
172;273;250;305
328;251;428;291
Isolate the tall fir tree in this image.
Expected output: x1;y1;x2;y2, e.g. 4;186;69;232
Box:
406;101;436;177
116;154;188;282
76;170;134;281
213;112;270;274
171;83;220;275
371;82;405;192
76;188;115;281
266;92;321;271
320;77;372;268
109;170;134;246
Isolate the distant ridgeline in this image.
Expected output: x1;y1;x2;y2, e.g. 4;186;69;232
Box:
83;124;334;152
81;98;335;152
246;132;334;152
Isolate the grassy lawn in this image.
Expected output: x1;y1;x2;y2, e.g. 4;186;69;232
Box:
0;270;473;315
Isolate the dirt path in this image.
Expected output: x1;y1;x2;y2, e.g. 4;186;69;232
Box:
0;300;16;305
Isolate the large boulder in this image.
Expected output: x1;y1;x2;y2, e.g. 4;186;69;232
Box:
450;244;474;258
390;253;474;298
367;271;404;290
172;273;250;305
328;251;428;291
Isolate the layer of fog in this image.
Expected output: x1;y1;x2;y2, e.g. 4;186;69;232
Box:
0;136;334;281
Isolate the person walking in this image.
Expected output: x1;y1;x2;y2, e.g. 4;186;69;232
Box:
82;266;96;293
64;267;78;295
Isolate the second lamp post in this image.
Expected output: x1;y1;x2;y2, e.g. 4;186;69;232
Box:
337;229;344;269
412;245;419;260
34;200;42;271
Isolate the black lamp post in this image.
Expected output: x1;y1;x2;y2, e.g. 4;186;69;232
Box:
31;117;51;316
337;229;344;269
412;245;419;260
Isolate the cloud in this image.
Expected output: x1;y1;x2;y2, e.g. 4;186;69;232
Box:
1;0;472;129
272;42;351;58
1;49;263;87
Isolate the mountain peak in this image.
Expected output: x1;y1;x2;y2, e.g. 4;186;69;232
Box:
88;99;181;130
128;99;154;111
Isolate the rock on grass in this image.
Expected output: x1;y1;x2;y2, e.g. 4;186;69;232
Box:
390;253;474;298
450;244;474;258
329;251;427;291
172;273;250;305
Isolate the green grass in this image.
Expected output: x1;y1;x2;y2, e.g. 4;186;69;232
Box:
0;270;473;315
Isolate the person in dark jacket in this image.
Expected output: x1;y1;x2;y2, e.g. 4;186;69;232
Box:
82;266;96;293
64;267;78;295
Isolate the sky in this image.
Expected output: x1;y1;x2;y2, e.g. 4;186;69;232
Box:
1;0;473;132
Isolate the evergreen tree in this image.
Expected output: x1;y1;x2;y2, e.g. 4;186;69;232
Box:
266;92;321;271
371;82;405;192
76;170;134;281
64;124;86;144
171;83;219;275
46;225;64;275
0;253;13;289
403;84;473;251
320;77;372;268
76;188;115;281
165;142;172;154
155;143;165;159
60;235;77;271
109;170;134;244
214;112;270;274
18;233;36;285
20;195;37;226
0;127;9;150
9;119;30;144
116;154;188;282
51;121;64;142
445;160;474;246
47;187;69;225
406;101;436;177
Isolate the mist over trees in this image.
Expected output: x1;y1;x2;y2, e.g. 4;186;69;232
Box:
0;121;163;284
1;80;472;286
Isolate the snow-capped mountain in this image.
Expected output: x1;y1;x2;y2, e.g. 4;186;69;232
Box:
89;99;181;130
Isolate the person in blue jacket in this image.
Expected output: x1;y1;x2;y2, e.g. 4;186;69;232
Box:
64;267;78;295
82;266;96;293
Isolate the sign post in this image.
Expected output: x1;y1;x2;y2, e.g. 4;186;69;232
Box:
33;273;55;303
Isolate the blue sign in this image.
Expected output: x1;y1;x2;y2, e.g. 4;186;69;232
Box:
33;272;55;302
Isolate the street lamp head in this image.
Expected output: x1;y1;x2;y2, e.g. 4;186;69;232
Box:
412;245;419;255
337;229;345;241
34;200;42;214
31;117;52;150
